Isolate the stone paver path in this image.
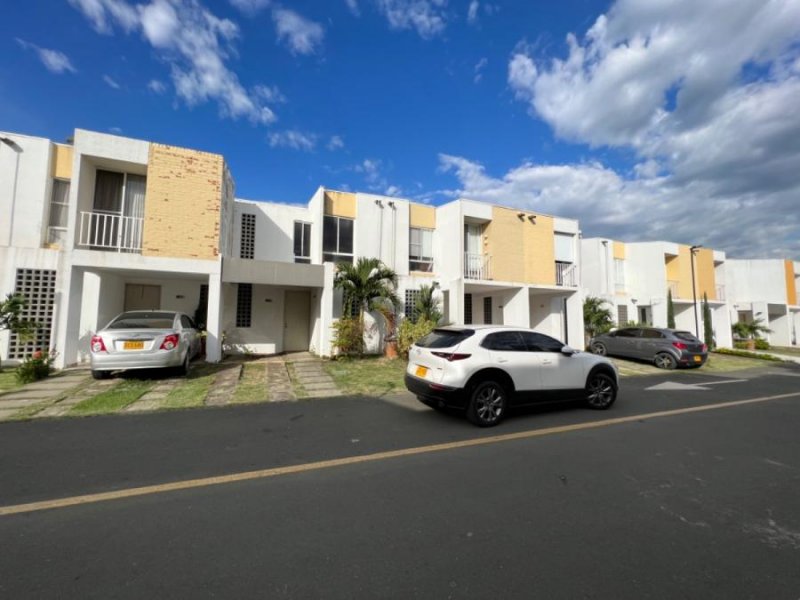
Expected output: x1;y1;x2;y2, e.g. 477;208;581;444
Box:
285;352;341;398
0;371;90;421
205;364;243;406
265;358;296;402
124;379;181;412
35;377;118;418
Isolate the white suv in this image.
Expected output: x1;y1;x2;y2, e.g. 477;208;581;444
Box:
405;326;619;427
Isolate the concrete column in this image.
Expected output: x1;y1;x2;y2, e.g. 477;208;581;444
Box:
565;291;584;349
769;305;791;346
502;287;530;328
54;266;85;369
318;262;336;357
712;304;733;348
205;272;223;362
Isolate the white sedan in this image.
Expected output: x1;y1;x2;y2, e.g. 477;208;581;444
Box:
405;325;619;427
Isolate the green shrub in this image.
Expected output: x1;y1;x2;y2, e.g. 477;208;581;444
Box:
332;317;365;357
713;348;782;361
733;340;748;350
398;318;436;358
754;338;770;350
15;350;53;384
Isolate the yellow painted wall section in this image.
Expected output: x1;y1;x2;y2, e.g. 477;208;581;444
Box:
786;260;798;305
613;241;625;260
409;203;435;229
695;248;717;301
675;246;694;300
51;144;73;179
323;191;356;218
484;206;555;285
142;143;223;260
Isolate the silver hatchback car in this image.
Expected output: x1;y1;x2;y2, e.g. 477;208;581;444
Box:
90;310;201;379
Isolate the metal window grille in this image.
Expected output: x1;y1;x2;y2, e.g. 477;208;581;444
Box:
617;305;628;326
404;289;420;320
483;297;492;324
240;214;256;259
464;293;473;325
8;269;57;359
236;284;252;327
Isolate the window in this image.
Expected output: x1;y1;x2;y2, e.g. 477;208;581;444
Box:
404;289;420;320
416;328;475;348
614;258;625;292
520;331;564;352
236;284;252;327
464;293;473;325
294;221;311;263
323;215;353;263
641;329;664;339
8;269;57;360
482;331;527;351
617;305;628;326
47;180;70;246
554;233;574;262
180;315;195;329
86;170;146;251
616;328;640;338
483;297;492;324
240;213;255;259
409;227;433;272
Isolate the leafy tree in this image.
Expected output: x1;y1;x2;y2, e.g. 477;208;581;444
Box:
702;293;714;349
0;294;38;370
414;282;443;324
667;288;676;329
583;296;614;340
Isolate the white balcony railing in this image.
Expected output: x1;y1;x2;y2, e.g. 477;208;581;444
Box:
464;253;491;280
78;210;143;252
556;261;577;287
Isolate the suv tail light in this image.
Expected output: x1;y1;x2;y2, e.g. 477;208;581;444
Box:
702;344;708;352
90;335;107;353
672;342;687;350
160;334;179;351
432;351;472;361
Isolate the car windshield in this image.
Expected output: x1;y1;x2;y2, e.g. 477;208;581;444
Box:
673;331;701;343
108;312;175;329
416;329;475;348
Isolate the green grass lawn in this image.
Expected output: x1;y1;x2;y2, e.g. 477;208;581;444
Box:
0;369;22;394
324;356;408;396
161;374;215;409
70;380;154;416
772;346;800;357
231;362;268;404
613;351;777;376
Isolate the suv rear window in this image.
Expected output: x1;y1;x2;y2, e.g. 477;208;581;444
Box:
416;329;475;349
673;331;701;342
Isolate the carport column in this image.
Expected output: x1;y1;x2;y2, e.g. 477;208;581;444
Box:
565;291;584;349
205;273;223;363
502;287;530;328
54;266;85;369
713;304;733;349
318;262;336;357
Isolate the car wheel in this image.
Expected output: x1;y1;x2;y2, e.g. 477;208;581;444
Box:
654;352;677;370
466;380;507;427
91;370;110;380
585;372;617;409
178;353;190;377
590;342;607;356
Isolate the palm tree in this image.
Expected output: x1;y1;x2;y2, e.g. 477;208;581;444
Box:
334;258;399;320
583;296;614;343
0;294;38;370
414;282;443;324
731;317;772;340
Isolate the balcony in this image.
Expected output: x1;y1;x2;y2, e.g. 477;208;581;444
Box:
556;261;577;287
78;210;143;253
464;253;491;280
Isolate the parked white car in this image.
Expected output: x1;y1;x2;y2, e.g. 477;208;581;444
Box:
405;326;619;427
90;310;201;379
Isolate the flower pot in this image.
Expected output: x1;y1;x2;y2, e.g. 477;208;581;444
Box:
745;339;756;351
384;340;399;359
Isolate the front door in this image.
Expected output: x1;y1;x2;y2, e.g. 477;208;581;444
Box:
284;290;311;352
124;284;161;311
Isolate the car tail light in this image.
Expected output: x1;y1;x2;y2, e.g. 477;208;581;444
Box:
672;342;687;350
432;351;472;361
160;334;179;350
702;344;708;352
90;335;107;353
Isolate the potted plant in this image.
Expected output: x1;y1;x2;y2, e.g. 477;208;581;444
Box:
731;318;771;351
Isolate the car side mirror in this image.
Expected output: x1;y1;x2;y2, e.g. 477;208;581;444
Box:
561;345;578;356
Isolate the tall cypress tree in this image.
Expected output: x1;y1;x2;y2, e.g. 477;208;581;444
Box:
702;293;714;349
667;288;676;329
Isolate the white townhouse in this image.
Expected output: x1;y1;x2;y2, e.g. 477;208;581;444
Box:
726;259;800;347
581;238;733;348
1;128;586;367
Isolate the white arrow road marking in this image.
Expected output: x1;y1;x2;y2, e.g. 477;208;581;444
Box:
645;379;747;391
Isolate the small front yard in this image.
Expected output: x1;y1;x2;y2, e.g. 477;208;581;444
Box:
772;346;800;357
324;356;408;396
0;369;22;394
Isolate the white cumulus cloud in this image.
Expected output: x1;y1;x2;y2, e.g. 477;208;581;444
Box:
375;0;447;38
272;7;324;55
268;130;318;151
16;39;77;74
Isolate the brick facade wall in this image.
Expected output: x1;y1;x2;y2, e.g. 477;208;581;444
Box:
142;143;223;260
485;206;556;285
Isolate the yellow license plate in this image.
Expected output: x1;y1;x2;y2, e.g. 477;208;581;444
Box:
415;366;428;378
124;341;144;350
693;355;702;363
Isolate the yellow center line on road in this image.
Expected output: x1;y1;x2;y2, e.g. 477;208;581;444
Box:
2;390;799;517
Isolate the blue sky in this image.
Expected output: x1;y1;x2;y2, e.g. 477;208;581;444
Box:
3;0;800;259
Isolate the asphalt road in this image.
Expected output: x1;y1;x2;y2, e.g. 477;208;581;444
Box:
2;363;800;598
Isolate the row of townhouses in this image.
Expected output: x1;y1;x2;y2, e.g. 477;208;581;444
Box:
1;128;798;369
